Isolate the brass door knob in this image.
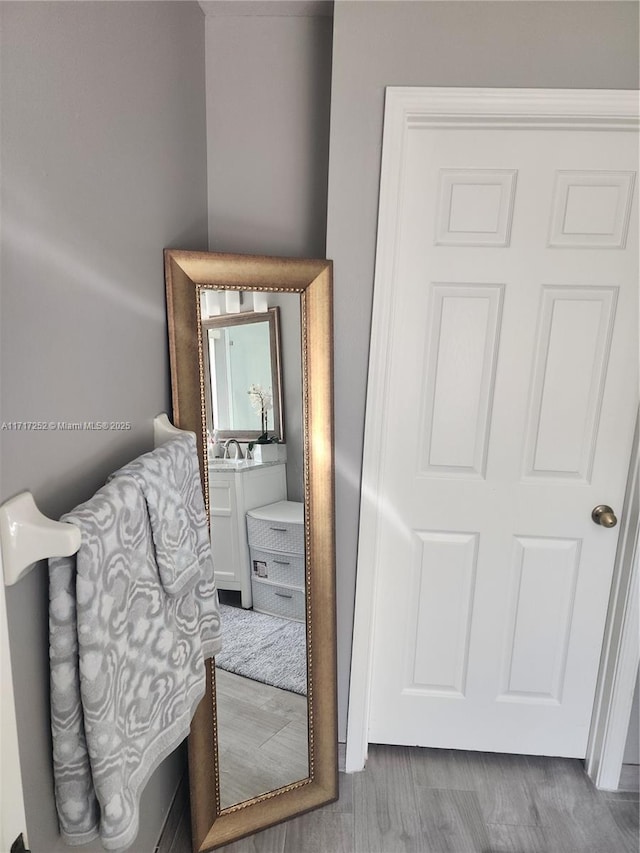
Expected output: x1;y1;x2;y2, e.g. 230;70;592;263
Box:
592;505;618;528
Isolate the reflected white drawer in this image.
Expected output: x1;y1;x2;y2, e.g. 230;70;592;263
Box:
251;578;305;622
246;514;304;555
250;547;305;589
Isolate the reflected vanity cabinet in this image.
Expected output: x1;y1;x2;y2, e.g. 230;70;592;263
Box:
208;462;287;608
247;500;305;622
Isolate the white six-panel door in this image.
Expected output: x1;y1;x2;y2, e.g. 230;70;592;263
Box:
362;89;638;757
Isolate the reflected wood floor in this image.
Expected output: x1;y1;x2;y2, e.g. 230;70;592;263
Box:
216;668;308;809
168;744;639;853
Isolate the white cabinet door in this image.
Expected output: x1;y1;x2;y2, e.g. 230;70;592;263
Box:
364;91;638;757
209;464;287;607
210;477;240;590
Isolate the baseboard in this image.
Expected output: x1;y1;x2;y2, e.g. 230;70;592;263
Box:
156;773;189;853
619;763;640;793
338;742;346;773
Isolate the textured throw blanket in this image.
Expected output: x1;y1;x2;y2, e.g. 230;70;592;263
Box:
111;434;211;601
49;435;221;850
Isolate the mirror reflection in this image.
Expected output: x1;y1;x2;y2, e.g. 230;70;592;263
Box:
200;288;309;811
202;308;284;441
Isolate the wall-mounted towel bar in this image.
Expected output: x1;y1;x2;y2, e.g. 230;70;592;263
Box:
0;493;81;587
0;414;191;587
154;412;189;446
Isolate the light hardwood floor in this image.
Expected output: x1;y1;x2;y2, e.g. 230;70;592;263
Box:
167;744;639;853
216;668;308;809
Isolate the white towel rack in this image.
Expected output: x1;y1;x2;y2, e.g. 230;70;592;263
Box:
0;414;191;587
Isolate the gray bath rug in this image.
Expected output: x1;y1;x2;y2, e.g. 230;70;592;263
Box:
215;604;307;696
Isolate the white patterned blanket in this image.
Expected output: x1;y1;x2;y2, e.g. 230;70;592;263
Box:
111;434;204;599
49;435;221;850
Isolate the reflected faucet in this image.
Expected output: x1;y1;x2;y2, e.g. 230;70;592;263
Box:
223;439;244;460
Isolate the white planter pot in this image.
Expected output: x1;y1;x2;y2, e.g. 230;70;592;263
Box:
252;443;286;463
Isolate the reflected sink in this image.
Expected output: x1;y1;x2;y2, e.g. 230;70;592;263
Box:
210;457;250;468
208;457;273;472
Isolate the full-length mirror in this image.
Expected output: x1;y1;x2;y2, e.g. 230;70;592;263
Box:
165;250;337;851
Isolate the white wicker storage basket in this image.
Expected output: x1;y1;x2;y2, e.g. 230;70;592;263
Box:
251;578;305;622
250;547;305;588
246;514;305;555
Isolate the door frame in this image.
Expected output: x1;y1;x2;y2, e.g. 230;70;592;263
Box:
586;416;639;789
345;87;640;783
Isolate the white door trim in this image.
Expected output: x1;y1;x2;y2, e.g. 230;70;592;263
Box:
346;87;640;776
585;414;639;789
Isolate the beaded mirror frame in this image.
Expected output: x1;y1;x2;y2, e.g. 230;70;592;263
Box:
164;249;338;851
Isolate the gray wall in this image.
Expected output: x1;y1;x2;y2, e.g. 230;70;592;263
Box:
204;7;333;258
271;294;304;503
0;2;208;849
203;6;333;503
326;0;640;740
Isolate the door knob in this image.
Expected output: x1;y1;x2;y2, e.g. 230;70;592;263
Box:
592;505;618;528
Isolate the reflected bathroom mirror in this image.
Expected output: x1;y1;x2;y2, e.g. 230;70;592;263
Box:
202;308;285;442
164;250;337;851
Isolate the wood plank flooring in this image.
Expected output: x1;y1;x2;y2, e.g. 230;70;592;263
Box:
168;744;639;853
216;668;308;809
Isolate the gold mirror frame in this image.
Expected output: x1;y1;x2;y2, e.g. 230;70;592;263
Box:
164;250;337;851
